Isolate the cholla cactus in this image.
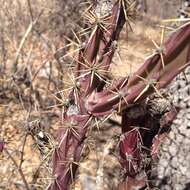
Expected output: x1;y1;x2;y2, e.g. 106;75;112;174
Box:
47;1;190;189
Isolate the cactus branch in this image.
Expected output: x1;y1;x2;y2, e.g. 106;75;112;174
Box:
48;1;190;189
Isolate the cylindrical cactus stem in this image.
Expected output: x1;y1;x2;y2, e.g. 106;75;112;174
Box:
76;1;127;95
118;92;179;189
48;1;190;189
48;1;130;189
86;24;190;116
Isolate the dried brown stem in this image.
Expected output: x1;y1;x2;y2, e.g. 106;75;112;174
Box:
4;148;30;190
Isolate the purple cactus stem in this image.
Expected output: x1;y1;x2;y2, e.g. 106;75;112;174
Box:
48;1;190;189
0;140;4;153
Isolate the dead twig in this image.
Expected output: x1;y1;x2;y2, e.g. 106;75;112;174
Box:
4;148;30;190
12;10;44;73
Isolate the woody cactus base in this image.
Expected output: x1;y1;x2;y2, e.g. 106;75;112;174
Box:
47;0;190;189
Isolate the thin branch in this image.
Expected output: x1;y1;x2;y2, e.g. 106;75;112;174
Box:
19;133;28;169
26;0;34;21
4;148;30;190
12;10;43;73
